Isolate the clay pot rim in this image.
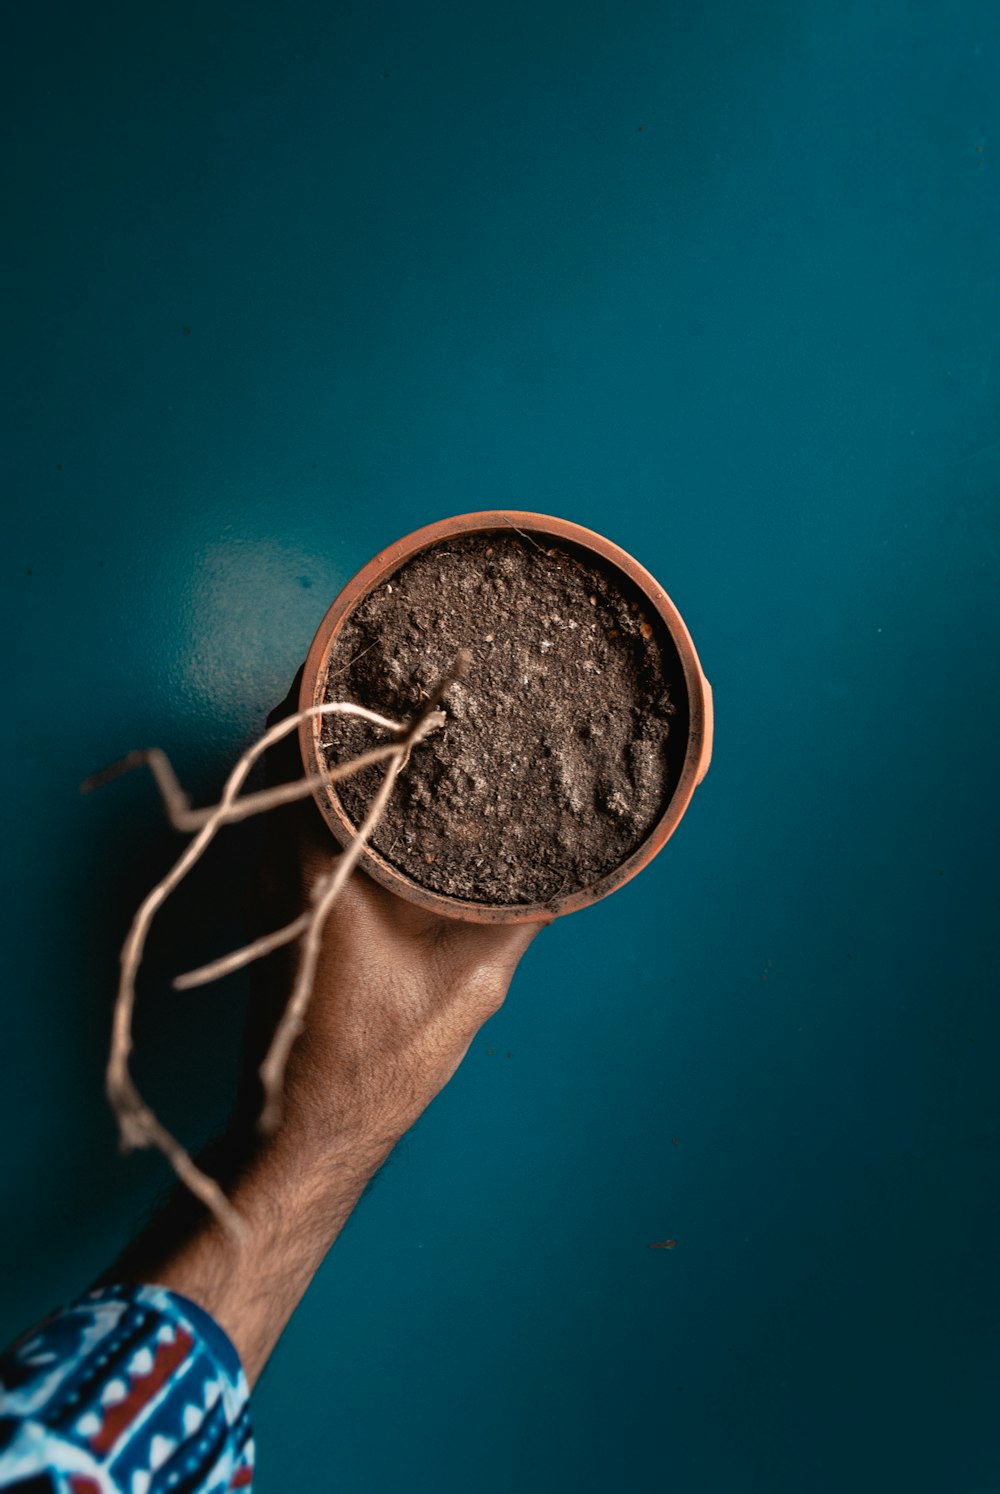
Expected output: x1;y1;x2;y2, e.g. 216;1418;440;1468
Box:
298;511;713;924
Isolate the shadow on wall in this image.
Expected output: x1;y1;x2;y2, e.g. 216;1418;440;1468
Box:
0;790;258;1335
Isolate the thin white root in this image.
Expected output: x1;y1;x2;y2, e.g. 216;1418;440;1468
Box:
255;654;469;1134
177;742;399;831
83;703;406;833
82;748;192;821
256;756;403;1135
108;1068;246;1238
171;709;447;990
173;912;312;991
91;670;465;1237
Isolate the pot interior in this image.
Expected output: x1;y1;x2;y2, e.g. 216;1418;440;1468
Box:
311;525;691;910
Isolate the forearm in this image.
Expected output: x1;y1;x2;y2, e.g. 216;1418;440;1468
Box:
109;876;540;1388
1;732;543;1494
126;1119;399;1386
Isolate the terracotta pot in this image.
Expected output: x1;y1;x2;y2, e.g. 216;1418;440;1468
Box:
299;511;713;923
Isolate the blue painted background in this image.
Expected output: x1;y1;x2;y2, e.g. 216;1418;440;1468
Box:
3;1;999;1489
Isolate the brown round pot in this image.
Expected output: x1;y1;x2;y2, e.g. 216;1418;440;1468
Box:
299;511;713;923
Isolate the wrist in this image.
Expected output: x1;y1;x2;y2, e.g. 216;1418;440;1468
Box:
143;1125;396;1386
241;1115;397;1237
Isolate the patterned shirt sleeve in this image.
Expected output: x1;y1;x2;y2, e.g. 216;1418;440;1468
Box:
0;1284;253;1494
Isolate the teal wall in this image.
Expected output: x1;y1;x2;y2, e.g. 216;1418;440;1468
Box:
3;2;999;1490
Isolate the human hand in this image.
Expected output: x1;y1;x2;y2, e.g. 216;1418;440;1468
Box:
129;679;544;1384
282;847;543;1155
252;676;546;1164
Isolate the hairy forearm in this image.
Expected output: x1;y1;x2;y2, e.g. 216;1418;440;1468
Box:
138;1120;398;1386
105;871;541;1387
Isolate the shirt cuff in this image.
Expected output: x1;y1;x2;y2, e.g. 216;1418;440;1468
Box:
0;1281;254;1493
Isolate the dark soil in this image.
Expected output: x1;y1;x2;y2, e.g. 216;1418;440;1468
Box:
320;530;683;906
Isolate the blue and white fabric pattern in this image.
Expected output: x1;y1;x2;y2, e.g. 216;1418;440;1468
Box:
0;1284;253;1493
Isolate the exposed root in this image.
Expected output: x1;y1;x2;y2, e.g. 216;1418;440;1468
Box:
88;663;468;1236
256;753;404;1135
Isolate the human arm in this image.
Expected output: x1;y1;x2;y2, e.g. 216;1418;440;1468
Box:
1;720;543;1486
123;870;541;1385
